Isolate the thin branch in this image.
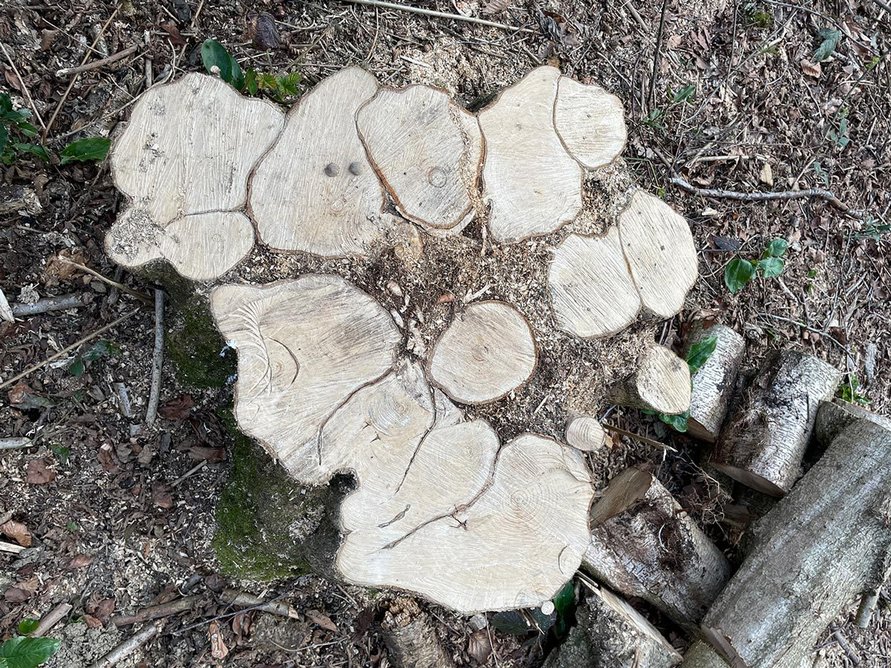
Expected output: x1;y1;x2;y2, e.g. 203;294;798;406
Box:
0;437;34;450
648;0;668;110
56;45;139;77
670;176;857;215
90;620;164;668
602;423;677;452
57;257;152;303
12;294;84;318
145;290;165;427
111;596;201;627
340;0;534;33
0;42;46;130
0;309;139;391
33;603;73;637
0;540;27;554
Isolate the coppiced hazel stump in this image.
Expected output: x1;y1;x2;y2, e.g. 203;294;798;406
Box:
685;323;746;443
583;467;731;627
710;350;841;496
699;419;891;668
106;66;705;614
610;343;691;415
543;585;682;668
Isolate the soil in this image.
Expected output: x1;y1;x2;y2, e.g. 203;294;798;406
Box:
1;0;890;666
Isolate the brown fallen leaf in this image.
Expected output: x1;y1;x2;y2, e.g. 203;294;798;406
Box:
159;21;187;47
159;394;195;420
4;586;32;603
481;0;510;15
467;629;492;663
69;554;95;569
800;59;822;78
26;459;56;485
8;382;54;410
0;519;33;547
209;620;230;659
306;609;338;633
152;482;174;509
188;446;225;463
248;12;280;50
83;614;103;629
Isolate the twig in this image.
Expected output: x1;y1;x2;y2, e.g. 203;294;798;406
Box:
56;45;139;77
829;624;861;665
43;5;120;139
33;603;73;637
670;176;855;214
648;0;668;110
341;0;534;33
57;257;152;303
0;309;139;391
757;313;853;356
0;540;27;554
172;461;206;488
220;589;300;619
11;294;84;317
0;42;46;130
111;596;201;627
113;382;133;419
0;437;34;450
90;620;164;668
602;423;677;452
145;290;165;427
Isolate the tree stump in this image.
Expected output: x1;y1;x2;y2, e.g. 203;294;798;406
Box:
105;66;702;612
710;350;841;496
685;323;745;443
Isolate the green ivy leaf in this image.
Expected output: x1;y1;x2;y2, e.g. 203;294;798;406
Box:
12;143;50;162
765;238;788;257
60;137;110;164
83;339;118;362
16;620;39;636
68;357;85;378
0;636;61;668
659;411;689;432
49;445;70;465
0;125;7;156
201;39;244;90
244;69;258;96
758;257;785;278
686;335;718;376
724;258;756;294
0;93;11;113
814;28;842;62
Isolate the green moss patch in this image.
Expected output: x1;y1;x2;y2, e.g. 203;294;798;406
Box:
166;304;235;389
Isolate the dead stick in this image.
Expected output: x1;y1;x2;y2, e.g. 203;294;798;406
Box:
340;0;535;33
90;620;164;668
145;290;164;427
12;294;84;317
0;540;27;554
0;309;139;391
57;257;152;303
111;595;200;627
172;461;206;488
221;589;299;619
0;437;34;450
602;423;677;452
0;42;46;130
56;44;139;77
670;176;854;213
33;603;73;637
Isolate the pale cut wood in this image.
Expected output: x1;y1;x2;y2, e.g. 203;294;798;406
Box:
679;642;728;668
210;275;402;482
548;229;641;339
711;350;841;496
478;66;583;242
565;416;606;452
813;398;891;453
618;191;698;319
611;343;691;415
381;597;457;668
339;433;593;613
583;467;731;627
700;419;891;668
357;85;483;233
0;288;12;323
106;211;254;281
554;76;627;169
250;66;397;257
427;300;537;404
686;323;745;443
544;585;682;668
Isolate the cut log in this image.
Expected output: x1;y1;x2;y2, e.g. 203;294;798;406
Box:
543;585;681;668
357;84;483;234
427;300;537;405
250;66;398;257
582;467;731;627
813;398;891;454
679;642;729;668
565;416;606;453
610;343;691;415
685;323;746;443
381;597;456;668
699;419;891;668
618;191;698;319
554;76;627;169
107;73;283;280
478;66;583;242
710;350;842;496
548;229;641;339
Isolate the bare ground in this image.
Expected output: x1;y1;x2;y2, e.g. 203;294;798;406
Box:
1;0;890;666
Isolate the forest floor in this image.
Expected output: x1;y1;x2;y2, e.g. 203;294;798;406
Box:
1;0;890;666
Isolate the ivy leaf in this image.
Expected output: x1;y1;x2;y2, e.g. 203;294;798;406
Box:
766;238;788;258
758;257;785;278
68;357;85;377
724;258;756;294
814;28;842;62
659;411;689;432
0;636;61;668
244;69;258;96
0;125;8;156
12;143;50;162
201;39;244;90
60;137;110;164
16;620;39;636
686;335;718;376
